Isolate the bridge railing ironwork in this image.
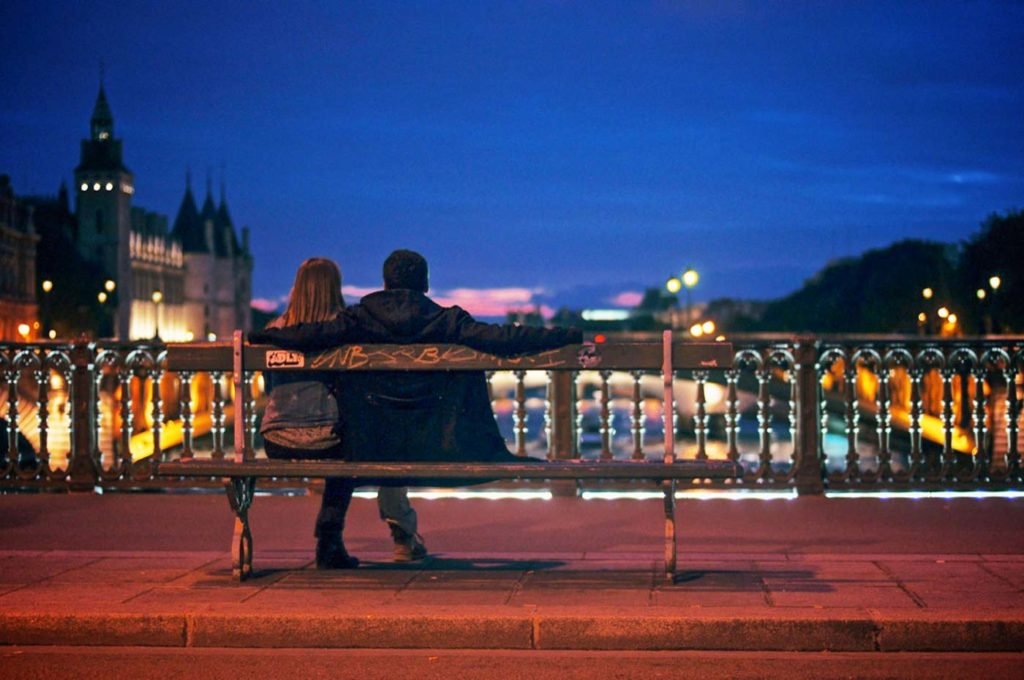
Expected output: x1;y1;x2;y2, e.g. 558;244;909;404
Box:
1;335;1020;493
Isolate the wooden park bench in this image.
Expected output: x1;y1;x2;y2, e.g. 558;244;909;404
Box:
159;330;739;581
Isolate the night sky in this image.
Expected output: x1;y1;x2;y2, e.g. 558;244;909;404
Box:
3;1;1022;318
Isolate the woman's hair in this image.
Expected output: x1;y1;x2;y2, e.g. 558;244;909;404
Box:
272;257;344;328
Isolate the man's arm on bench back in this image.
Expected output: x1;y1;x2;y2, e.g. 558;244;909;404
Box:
447;306;582;357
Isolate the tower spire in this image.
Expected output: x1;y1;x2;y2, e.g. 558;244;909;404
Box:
219;162;226;204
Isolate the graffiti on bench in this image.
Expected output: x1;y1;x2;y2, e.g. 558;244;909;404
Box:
302;344;584;371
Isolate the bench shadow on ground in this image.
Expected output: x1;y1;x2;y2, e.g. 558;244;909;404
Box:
672;568;828;591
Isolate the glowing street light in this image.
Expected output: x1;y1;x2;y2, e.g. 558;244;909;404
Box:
682;268;699;289
689;323;704;338
989;275;1001;291
976;288;987;300
97;291;108;303
40;279;54;337
937;306;949;319
681;267;699;325
701;320;715;335
104;279;116;293
665;277;681;294
151;289;163;341
922;287;933;300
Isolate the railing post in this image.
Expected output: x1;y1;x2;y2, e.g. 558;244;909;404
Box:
548;371;576;461
547;369;577;497
793;336;825;495
67;338;98;491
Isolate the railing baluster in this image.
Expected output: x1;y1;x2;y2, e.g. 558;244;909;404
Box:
599;370;613;461
630;370;645;460
876;360;893;482
908;366;924;480
118;368;134;478
843;358;859;482
3;358;18;479
245;372;259;457
939;364;955;481
724;368;739;465
513;370;527;457
756;364;773;481
151;353;165;471
973;364;989;482
30;359;49;481
575;371;587;457
211;371;225;459
693;370;708;461
179;371;194;459
1008;361;1022;483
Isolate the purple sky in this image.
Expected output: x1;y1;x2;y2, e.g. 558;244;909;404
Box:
2;1;1022;318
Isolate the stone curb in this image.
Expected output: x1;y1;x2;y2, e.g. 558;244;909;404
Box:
2;612;1022;651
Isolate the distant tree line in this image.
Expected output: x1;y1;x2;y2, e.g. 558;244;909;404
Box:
613;209;1022;335
709;209;1023;334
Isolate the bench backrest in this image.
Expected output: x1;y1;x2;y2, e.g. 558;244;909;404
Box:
166;331;734;464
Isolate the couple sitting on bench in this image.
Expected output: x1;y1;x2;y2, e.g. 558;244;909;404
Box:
250;249;582;569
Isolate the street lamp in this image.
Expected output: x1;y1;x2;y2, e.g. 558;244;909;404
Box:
104;279;116;293
665;277;681;294
989;276;1001;291
681;267;698;326
40;279;53;338
151;289;163;342
922;287;933;300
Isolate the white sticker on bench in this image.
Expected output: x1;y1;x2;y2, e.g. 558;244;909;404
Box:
266;350;305;368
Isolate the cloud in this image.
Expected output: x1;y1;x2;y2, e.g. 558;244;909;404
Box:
251;296;285;313
342;284;378;300
609;291;643;308
261;284;554;319
431;287;548;318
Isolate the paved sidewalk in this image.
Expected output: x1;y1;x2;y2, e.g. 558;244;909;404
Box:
0;492;1022;652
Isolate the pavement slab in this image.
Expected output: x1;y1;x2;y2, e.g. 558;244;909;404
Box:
0;493;1022;653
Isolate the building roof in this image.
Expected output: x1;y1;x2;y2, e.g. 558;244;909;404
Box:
170;175;208;253
75;85;129;174
215;182;242;258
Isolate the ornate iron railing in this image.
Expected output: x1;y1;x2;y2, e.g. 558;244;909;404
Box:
1;335;1021;493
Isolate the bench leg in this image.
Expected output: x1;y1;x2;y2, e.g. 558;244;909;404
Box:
225;477;256;581
663;479;676;580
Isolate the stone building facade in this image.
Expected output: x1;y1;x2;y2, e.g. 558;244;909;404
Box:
0;177;39;341
22;85;253;341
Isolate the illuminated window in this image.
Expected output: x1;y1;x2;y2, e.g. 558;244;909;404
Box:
99;131;110;140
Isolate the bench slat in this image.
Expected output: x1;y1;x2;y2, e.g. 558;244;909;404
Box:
158;459;741;480
166;342;734;372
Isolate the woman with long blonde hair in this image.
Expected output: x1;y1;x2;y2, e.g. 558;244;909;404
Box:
260;257;424;568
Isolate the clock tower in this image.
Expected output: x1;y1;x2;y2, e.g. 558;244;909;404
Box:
74;84;134;339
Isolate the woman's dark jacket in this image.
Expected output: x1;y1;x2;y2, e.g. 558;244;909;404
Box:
250;289;582;464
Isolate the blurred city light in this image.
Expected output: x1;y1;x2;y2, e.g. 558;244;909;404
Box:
922;287;933;299
682;268;699;288
665;277;681;294
937;306;949;319
989;275;1002;290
